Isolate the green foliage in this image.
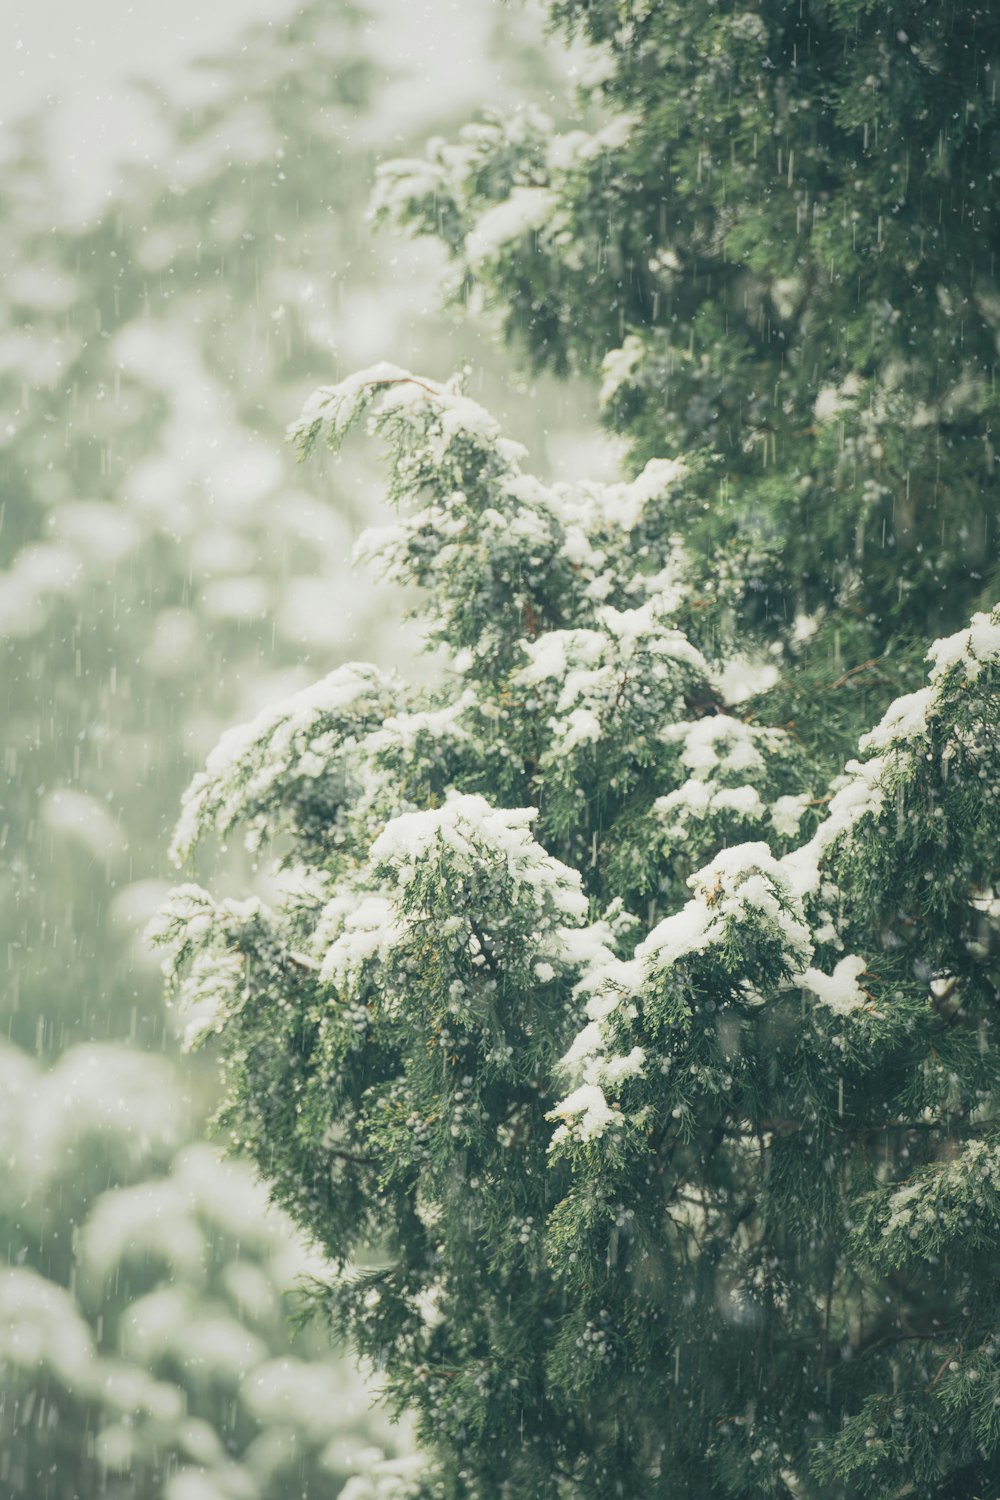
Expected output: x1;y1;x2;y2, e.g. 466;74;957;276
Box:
160;3;1000;1495
161;352;1000;1495
379;0;1000;699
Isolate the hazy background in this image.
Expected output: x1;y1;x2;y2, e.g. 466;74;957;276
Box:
0;3;609;1496
4;0;528;215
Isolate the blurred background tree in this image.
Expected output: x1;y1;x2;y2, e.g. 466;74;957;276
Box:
0;2;594;1493
0;1039;417;1500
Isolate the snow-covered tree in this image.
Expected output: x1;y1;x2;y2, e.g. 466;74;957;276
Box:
158;360;1000;1496
159;4;1000;1497
378;0;1000;767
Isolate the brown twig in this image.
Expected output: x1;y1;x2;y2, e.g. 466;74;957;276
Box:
830;657;883;690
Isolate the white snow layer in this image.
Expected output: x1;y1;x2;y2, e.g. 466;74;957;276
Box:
370;793;588;922
799;954;870;1015
464;187;559;266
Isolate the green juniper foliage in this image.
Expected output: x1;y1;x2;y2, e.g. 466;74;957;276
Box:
157;362;1000;1499
377;0;1000;765
157;3;1000;1497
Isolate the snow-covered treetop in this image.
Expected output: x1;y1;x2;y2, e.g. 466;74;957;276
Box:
372;7;1000;770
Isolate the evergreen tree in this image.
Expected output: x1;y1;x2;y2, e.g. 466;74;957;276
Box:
156;362;1000;1497
378;0;1000;765
159;4;1000;1497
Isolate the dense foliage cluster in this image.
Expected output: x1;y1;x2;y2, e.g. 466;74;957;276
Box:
159;4;1000;1498
160;366;1000;1496
379;0;1000;754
